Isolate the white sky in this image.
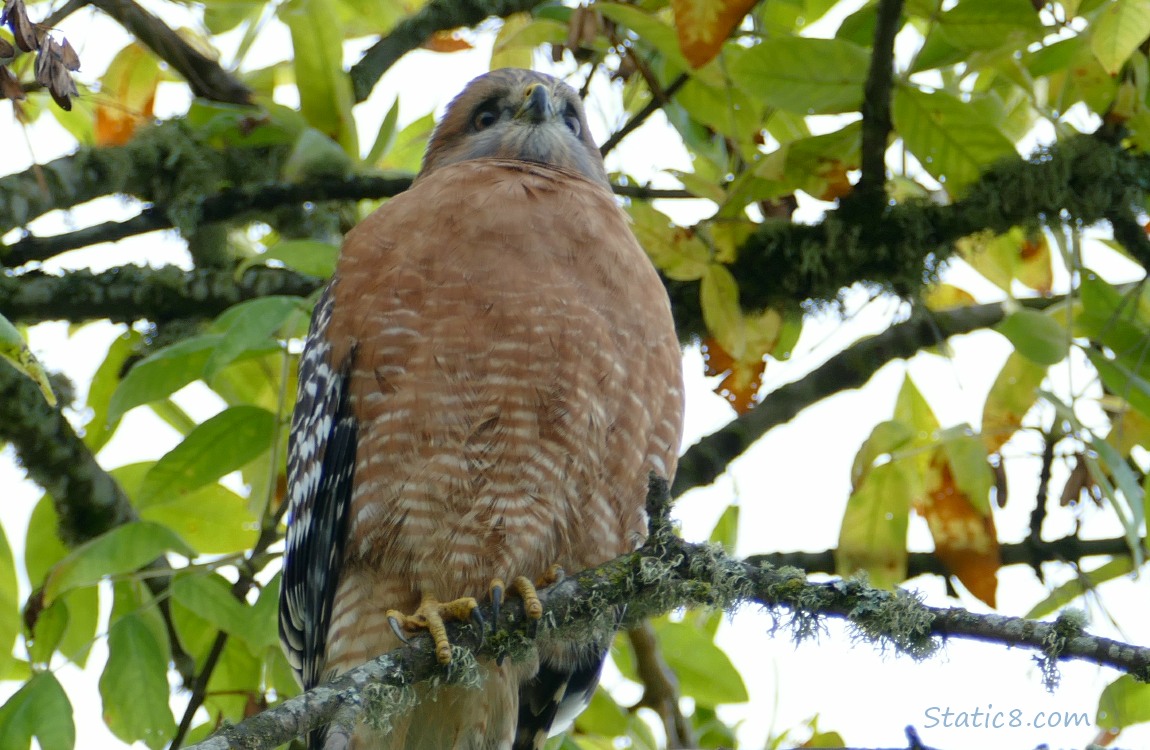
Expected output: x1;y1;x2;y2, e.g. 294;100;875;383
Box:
1;3;1149;749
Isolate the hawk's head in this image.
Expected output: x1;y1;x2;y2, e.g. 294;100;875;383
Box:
419;68;609;187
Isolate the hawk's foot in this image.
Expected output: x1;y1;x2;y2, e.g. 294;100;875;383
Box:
490;564;565;623
386;594;481;665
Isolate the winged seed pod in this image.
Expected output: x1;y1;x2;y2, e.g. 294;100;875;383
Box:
2;0;38;53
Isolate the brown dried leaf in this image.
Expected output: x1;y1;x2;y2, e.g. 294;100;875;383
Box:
421;31;473;53
34;38;54;85
5;0;38;53
0;35;14;63
59;37;79;71
0;65;23;101
922;454;1001;607
48;60;76;110
671;0;756;68
1059;455;1098;507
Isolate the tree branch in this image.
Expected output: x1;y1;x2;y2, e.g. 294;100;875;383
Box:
672;299;1038;495
0;362;133;545
89;0;252;104
184;482;1150;750
626;622;693;748
668;134;1150;338
1;173;690;266
349;0;548;103
747;534;1139;578
855;0;903;206
0;266;324;325
0;121;285;242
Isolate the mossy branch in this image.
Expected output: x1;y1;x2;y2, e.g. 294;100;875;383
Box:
0;266;324;325
0;361;133;545
670;134;1150;338
185;480;1150;750
0;121;286;248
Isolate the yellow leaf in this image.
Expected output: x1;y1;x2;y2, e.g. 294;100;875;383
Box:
95;44;161;146
700;263;744;358
923;283;977;311
920;451;1001;607
671;0;757;67
628;202;712;281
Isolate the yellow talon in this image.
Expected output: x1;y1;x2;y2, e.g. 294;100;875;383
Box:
511;576;543;620
386;595;478;664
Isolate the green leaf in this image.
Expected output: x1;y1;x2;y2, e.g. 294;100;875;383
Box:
0;312;56;406
939;428;994;515
376;112;435;173
171;572;254;646
83;328;143;452
137;405;278;506
204;297;304;379
837;460;914;588
27;597;68;667
981;352;1048;454
365;97;401;166
0;520;17;680
708;504;739;555
651;619;748;706
894;373;940;444
140;482;260;555
44;521;195;603
281;0;358;154
1025;557;1133;619
281;127;355;181
100;613;177;749
205;638;263;720
627;202;711;282
0;673;75;750
107;334;222;421
892;86;1017;196
574;687;629;736
1091;0;1150;74
935;0;1045;51
1098;673;1150;731
700;264;745;358
595;4;688;72
850;420;914;490
995;309;1068;365
1088;349;1150;419
730;37;870;114
238;240;339;280
24;498;99;667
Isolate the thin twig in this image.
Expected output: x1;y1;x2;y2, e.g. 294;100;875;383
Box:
90;0;251;104
600;73;688;157
747;534;1140;578
626;623;693;748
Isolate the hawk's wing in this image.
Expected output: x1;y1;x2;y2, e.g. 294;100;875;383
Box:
279;284;358;691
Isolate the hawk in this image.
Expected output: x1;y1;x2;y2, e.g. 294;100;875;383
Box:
279;68;684;750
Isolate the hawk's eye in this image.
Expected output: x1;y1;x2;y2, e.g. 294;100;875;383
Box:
473;106;499;131
563;106;581;137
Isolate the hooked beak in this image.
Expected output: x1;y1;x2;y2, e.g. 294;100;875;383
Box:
516;83;553;123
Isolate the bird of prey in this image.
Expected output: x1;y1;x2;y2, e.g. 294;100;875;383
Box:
279;67;684;750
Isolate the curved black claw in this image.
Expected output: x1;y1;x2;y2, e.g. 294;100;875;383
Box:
490;582;504;625
388;615;410;644
470;606;486;637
